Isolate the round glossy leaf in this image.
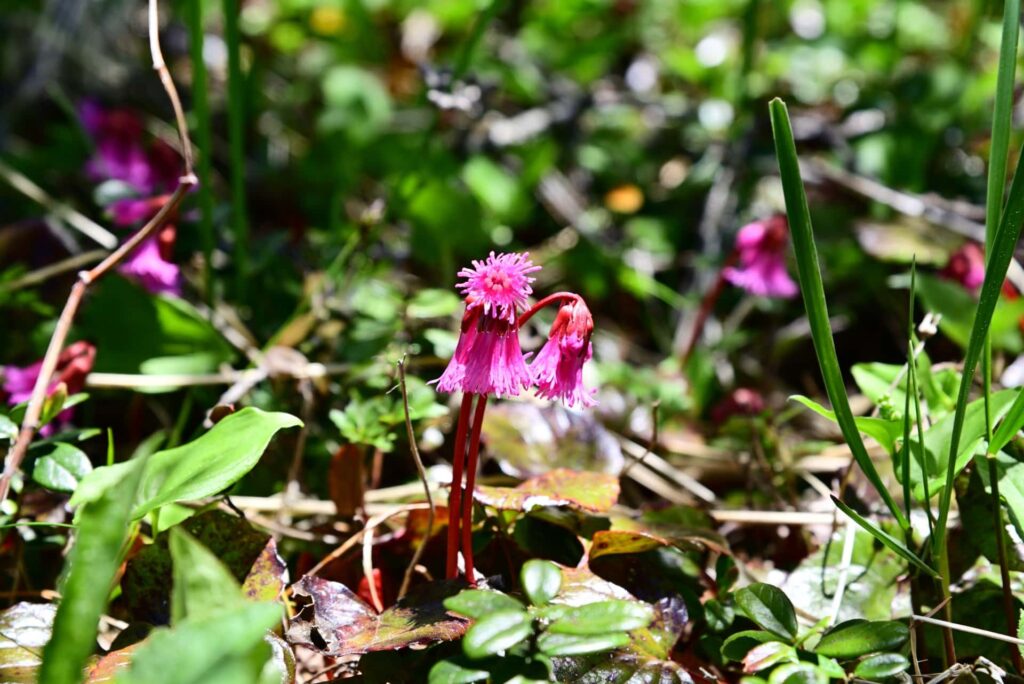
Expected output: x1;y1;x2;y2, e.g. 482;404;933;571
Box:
444;590;524;620
767;662;828;684
815;620;909;659
462;610;533;659
734;583;798;641
537;631;629;656
853;653;910;680
32;443;92;493
521;560;562;606
721;631;782;662
428;659;489;684
546;600;654;635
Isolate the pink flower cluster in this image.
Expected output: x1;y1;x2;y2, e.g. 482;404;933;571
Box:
80;101;183;295
435;252;596;407
940;242;985;293
724;215;798;299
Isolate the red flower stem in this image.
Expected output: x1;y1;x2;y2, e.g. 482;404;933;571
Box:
445;394;474;578
461;396;488;585
682;250;739;366
517;292;581;328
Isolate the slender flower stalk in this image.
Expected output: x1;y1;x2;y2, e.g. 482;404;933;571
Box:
433;254;596;584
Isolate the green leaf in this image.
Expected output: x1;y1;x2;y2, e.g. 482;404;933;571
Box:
521;560;562;606
770;98;907;529
537;631;630;656
428;658;490;684
733;583;798;641
114;602;281;684
853;653;910;680
546;600;654;635
831;497;937;578
790;396;903;454
32;443;92;493
38;450;145;684
767;662;828;684
462;610;534;659
474;468;620;514
935;140;1024;553
742;641;798;673
444;590;524;620
170;527;247;624
916;274;1024;352
986;0;1021;251
990;387;1024;455
71;408;301;520
721;631;781;662
814;619;909;659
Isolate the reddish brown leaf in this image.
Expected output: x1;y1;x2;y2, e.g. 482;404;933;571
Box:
242;538;289;603
286;575;467;657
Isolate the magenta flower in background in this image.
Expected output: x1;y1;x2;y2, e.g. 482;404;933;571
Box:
118;236;181;296
723;215;798;298
3;342;96;434
940;242;985;292
530;298;597;408
79;101;181;195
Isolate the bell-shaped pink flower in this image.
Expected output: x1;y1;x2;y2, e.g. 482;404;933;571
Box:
435;301;533;398
530;298;597;408
723;215;798;298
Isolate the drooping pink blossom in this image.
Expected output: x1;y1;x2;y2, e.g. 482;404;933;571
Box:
2;342;96;434
940;242;986;292
457;251;540;323
435;305;532;398
530;298;597;408
710;387;766;424
119;235;181;296
723;215;798;298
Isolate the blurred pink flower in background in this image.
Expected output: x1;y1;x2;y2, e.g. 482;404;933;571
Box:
724;215;798;298
3;342;97;434
711;387;766;424
79;100;183;295
119;234;182;296
940;242;985;292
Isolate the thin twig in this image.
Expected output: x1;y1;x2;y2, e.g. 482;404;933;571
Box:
0;250;109;292
397;358;435;600
0;159;118;249
911;613;1024;646
621;401;660;477
0;0;197;507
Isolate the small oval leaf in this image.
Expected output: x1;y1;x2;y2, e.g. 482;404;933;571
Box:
427;658;489;684
462;610;532;659
734;583;798;641
722;630;781;662
32;443;92;493
743;641;798;674
853;653;910;680
815;620;909;659
444;590;523;620
546;600;654;635
537;631;630;656
767;662;828;684
521;560;562;607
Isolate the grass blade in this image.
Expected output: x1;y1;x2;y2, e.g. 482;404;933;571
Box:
831;496;937;578
38;460;144;683
935;145;1024;552
223;0;249;291
985;0;1020;249
769;98;908;529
